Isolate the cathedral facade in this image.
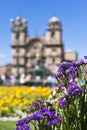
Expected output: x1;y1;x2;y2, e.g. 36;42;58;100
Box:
11;16;77;75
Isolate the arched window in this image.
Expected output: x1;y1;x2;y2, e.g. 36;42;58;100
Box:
51;31;55;38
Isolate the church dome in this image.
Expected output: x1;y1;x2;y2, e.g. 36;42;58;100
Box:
48;16;59;23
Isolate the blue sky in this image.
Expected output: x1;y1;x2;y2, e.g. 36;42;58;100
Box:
0;0;87;65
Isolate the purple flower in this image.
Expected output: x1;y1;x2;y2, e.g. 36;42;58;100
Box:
67;82;83;95
59;99;66;107
55;61;79;82
30;100;43;109
56;84;65;93
84;56;87;59
40;107;54;118
46;110;54;118
70;66;76;71
55;72;63;79
68;74;73;79
29;111;44;120
16;123;30;130
68;81;75;86
66;67;76;74
40;107;48;112
75;59;84;66
68;73;77;79
73;88;83;94
16;118;28;126
16;118;30;130
46;116;61;125
56;86;62;92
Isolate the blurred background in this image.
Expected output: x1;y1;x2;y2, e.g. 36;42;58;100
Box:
0;0;87;86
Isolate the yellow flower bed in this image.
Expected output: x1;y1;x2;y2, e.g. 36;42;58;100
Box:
0;86;52;117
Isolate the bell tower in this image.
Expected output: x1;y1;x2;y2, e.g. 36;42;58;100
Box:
43;16;64;72
45;16;62;44
10;16;28;75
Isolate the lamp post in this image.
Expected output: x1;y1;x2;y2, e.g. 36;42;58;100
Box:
10;16;27;85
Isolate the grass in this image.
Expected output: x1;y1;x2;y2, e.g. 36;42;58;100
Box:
0;121;34;130
0;121;16;130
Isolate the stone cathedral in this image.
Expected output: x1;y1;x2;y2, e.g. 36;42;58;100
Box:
11;16;77;75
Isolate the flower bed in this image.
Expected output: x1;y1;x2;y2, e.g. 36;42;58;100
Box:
0;86;52;117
